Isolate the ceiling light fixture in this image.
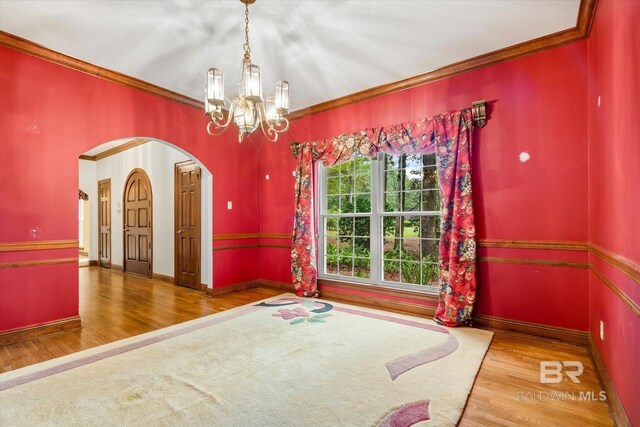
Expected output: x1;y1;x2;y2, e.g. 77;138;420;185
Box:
205;0;290;143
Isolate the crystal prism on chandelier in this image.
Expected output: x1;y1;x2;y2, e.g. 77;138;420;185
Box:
205;0;290;143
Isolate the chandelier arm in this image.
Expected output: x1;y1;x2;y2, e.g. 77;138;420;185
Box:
207;108;235;136
207;121;229;137
258;112;279;143
272;116;290;133
213;108;235;128
257;98;289;135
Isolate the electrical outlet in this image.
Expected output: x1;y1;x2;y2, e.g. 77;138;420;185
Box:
600;320;604;340
227;201;232;210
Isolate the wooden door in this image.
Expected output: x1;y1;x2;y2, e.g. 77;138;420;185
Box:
123;169;152;277
98;179;111;268
175;161;201;289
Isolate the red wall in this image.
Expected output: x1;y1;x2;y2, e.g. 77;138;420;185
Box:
587;0;640;423
0;46;262;331
260;41;590;330
2;6;637;421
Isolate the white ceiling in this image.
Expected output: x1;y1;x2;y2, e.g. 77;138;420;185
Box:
0;0;580;111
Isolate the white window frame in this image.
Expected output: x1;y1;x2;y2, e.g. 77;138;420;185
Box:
317;153;440;294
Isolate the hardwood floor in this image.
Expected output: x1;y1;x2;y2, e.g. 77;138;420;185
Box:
0;267;613;426
0;267;281;372
460;332;612;426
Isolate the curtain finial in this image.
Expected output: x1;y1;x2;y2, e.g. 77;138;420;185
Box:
471;100;487;128
290;141;301;157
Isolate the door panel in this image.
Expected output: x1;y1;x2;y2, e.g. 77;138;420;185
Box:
139;235;148;261
98;179;111;268
123;169;152;277
175;161;201;289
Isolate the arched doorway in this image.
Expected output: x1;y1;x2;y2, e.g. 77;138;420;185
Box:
78;137;214;286
123;168;153;277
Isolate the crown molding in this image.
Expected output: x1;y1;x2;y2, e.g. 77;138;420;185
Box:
286;0;598;121
1;0;596;123
0;31;203;110
576;0;599;38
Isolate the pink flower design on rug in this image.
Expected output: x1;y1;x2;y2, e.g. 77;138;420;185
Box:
272;307;309;320
377;400;430;427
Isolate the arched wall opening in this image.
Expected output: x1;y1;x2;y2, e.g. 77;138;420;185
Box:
1;46;262;333
79;137;214;287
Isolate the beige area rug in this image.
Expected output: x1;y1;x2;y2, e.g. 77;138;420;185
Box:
0;294;493;426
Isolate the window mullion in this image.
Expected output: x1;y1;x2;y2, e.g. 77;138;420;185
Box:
320;213;371;218
370;154;382;284
379;211;440;216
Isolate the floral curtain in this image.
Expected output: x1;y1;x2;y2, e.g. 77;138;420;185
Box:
292;132;375;297
291;109;476;326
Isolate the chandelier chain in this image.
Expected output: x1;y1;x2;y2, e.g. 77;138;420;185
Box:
205;0;290;142
243;3;251;60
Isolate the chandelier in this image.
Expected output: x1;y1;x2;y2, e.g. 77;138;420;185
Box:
205;0;290;143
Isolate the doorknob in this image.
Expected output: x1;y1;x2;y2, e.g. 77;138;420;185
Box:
177;230;183;234
124;228;130;232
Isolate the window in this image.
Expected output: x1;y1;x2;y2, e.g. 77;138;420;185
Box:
318;153;440;291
